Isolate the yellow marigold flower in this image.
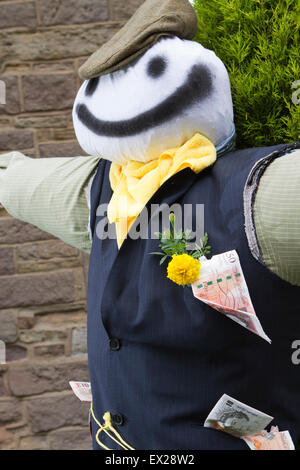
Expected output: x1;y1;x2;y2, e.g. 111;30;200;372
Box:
167;254;201;286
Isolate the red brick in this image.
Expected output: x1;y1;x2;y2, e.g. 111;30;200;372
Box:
0;271;75;308
40;0;108;26
8;359;89;396
0;247;14;275
39;141;88;158
6;345;27;362
49;427;91;450
15;114;71;129
0;374;7;397
0;310;17;342
22;74;76;112
33;61;74;73
0;76;20;115
0;24;119;63
71;326;87;356
0;2;36;29
111;0;144;20
16;240;79;261
27;392;90;432
0;428;15;450
19;435;48;450
0;129;33;151
0;398;22;424
19;329;67;344
0;218;54;245
34;343;65;358
17;314;36;330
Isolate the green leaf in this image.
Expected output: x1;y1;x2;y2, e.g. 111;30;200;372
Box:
194;0;300;147
160;255;168;265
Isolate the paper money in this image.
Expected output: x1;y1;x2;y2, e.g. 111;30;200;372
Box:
204;394;273;437
205;394;295;450
69;381;92;402
242;428;295;450
192;250;271;343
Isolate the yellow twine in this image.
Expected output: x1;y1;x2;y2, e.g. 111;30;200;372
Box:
90;402;135;451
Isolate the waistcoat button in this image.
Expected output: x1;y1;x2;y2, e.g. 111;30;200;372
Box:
112;413;124;426
109;338;121;351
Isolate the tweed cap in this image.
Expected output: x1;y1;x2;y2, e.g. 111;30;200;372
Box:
79;0;198;79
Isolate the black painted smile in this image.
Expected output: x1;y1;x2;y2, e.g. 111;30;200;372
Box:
76;64;212;138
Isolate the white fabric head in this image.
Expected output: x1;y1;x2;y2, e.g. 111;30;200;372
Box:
73;37;234;164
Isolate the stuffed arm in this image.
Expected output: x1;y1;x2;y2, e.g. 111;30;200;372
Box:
0;152;100;253
254;148;300;286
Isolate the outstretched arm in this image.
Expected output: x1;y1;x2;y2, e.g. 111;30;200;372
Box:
254;147;300;286
0;152;100;254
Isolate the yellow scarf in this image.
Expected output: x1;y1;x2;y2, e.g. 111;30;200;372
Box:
108;133;216;248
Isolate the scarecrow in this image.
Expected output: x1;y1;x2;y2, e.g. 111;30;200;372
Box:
0;0;299;450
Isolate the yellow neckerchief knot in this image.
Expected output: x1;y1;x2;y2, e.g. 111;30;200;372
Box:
107;133;216;248
90;403;135;450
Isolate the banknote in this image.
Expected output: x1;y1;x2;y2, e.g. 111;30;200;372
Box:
242;428;295;450
205;394;295;450
204;394;273;437
69;381;92;402
192;250;271;343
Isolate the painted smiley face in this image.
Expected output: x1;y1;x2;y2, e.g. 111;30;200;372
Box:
76;61;213;137
73;37;234;164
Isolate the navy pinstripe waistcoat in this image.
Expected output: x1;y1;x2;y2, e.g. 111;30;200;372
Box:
87;143;300;450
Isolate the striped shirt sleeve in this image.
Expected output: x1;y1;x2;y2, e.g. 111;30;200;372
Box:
0;152;100;253
254;149;300;286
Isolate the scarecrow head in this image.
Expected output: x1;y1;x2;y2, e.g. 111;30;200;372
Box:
73;0;235;164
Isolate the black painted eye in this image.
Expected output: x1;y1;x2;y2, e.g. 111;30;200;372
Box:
85;77;100;96
147;56;167;78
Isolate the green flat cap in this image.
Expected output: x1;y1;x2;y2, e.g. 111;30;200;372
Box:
79;0;198;79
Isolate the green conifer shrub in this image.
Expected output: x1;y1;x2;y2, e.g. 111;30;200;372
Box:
194;0;299;148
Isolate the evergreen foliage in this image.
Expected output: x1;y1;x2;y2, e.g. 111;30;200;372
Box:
194;0;299;148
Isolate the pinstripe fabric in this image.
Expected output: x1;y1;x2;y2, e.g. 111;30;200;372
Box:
87;146;300;450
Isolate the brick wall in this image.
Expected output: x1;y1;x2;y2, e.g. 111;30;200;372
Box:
0;0;143;450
